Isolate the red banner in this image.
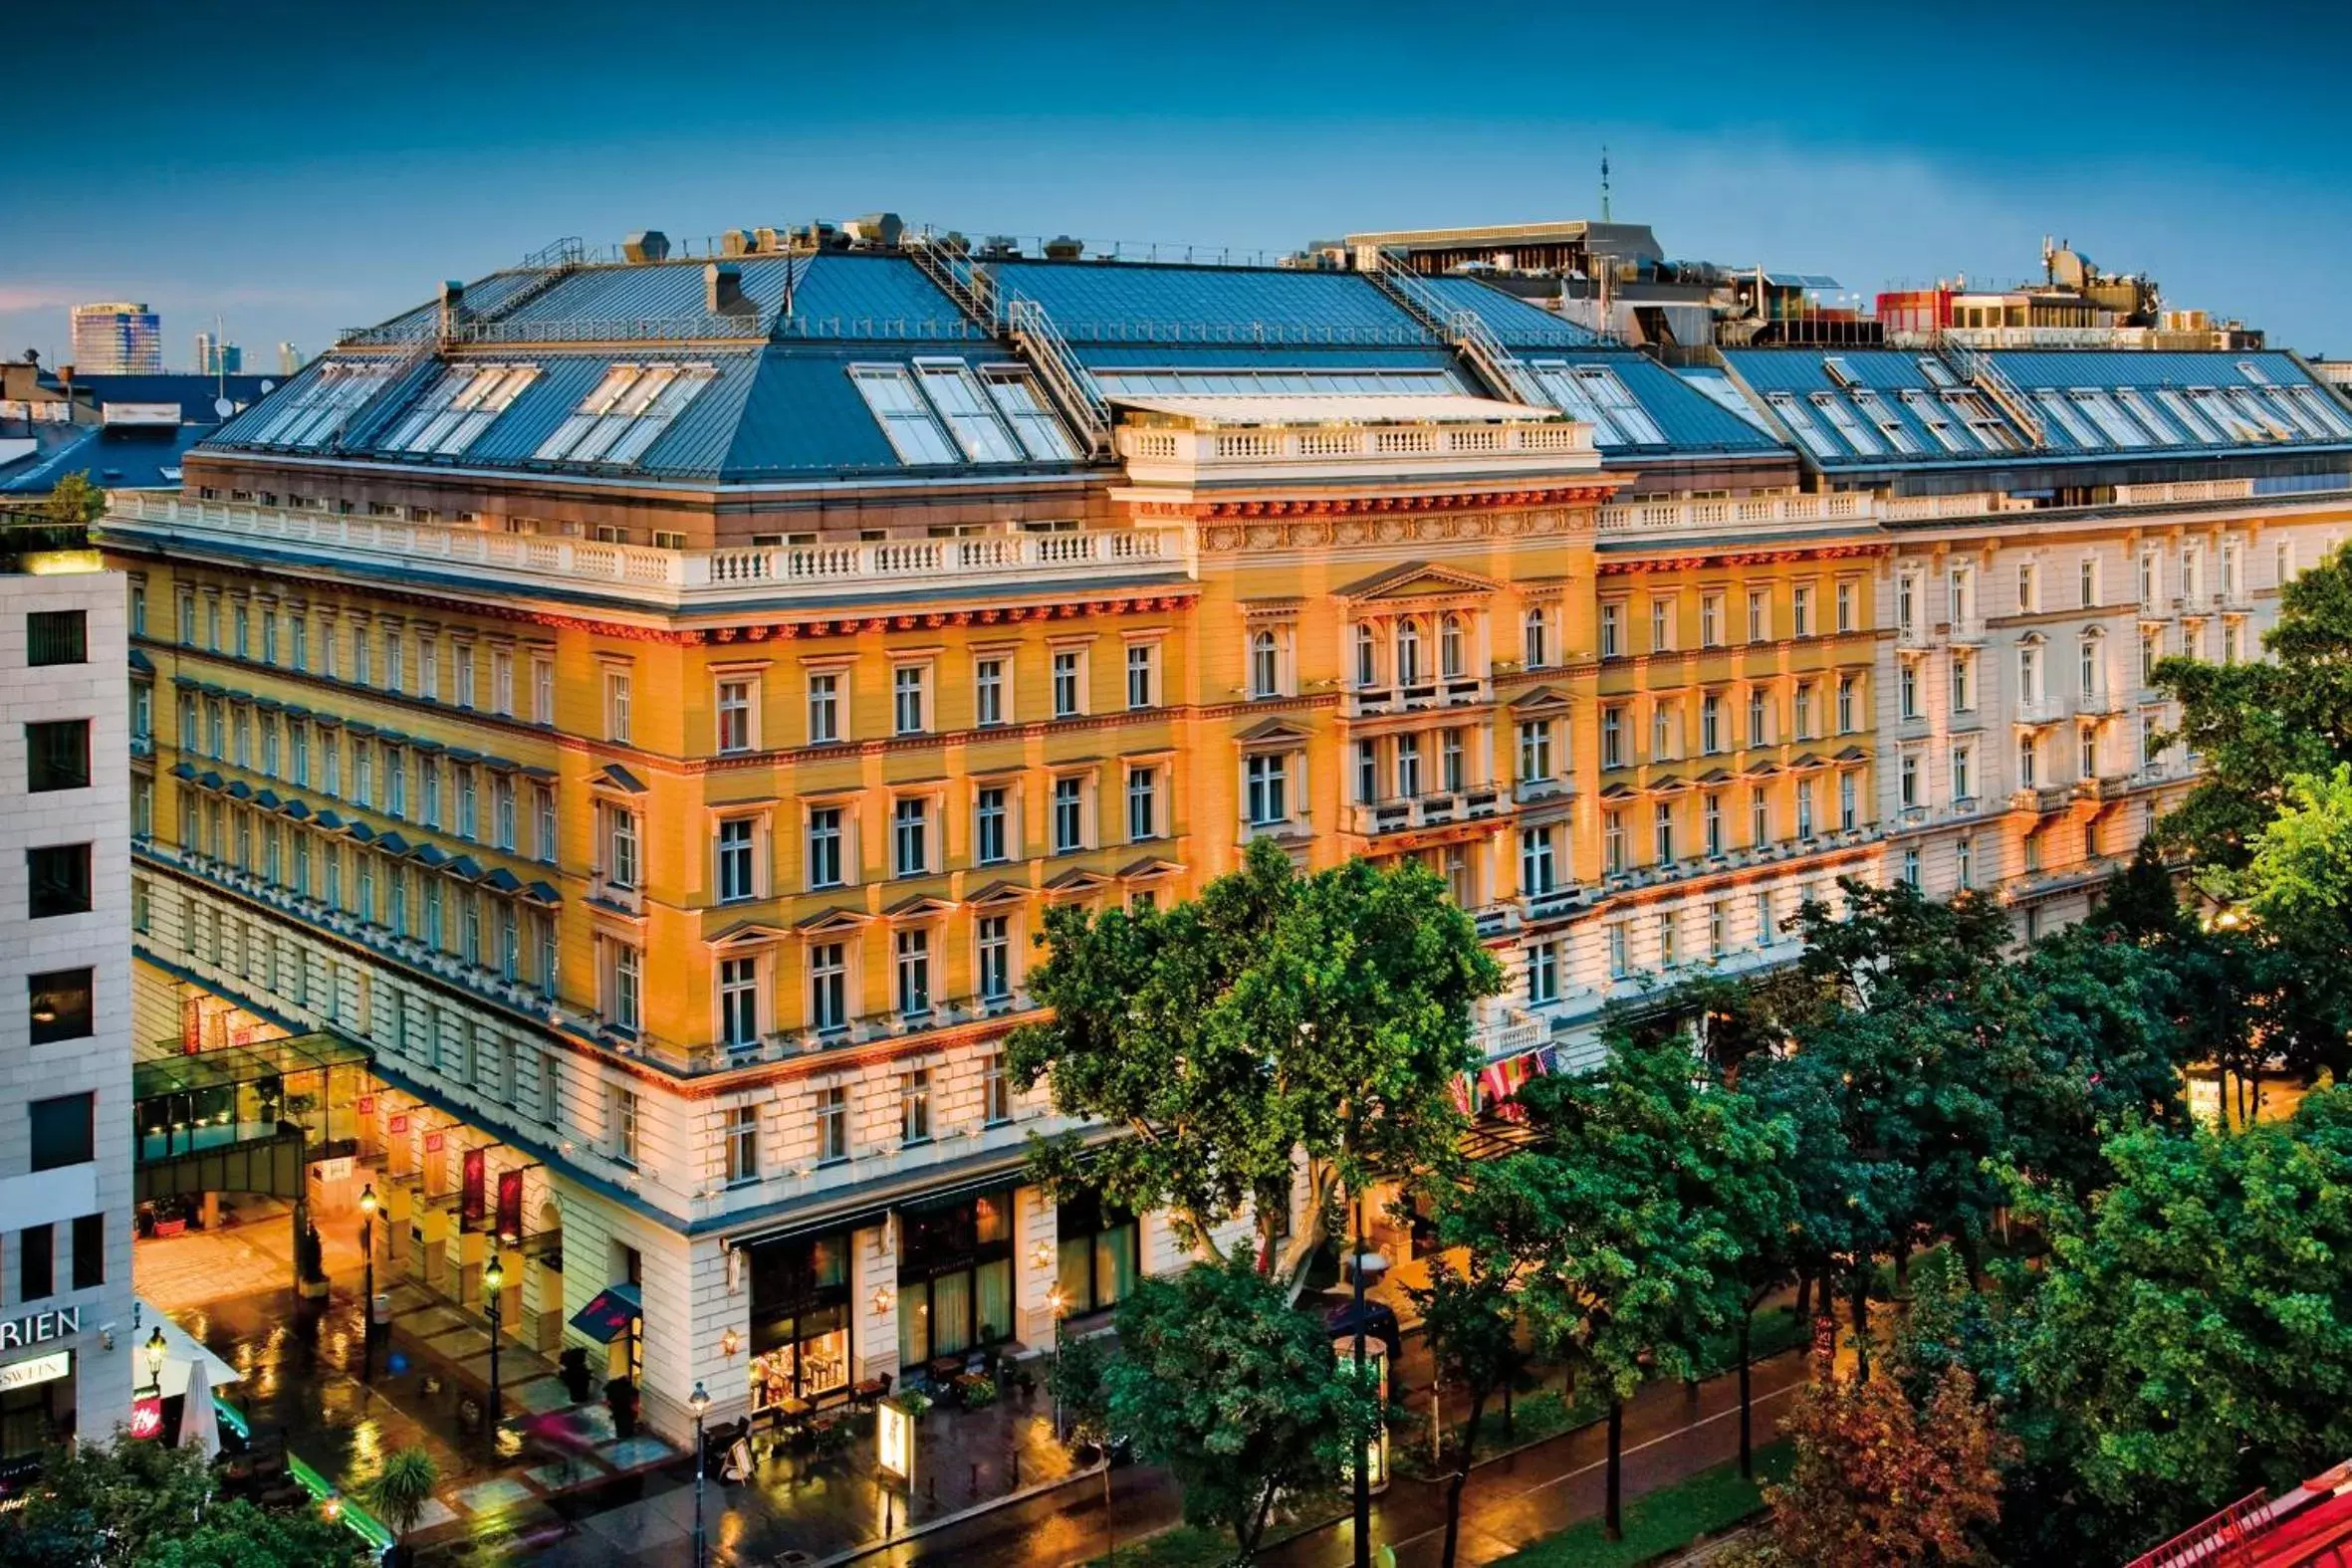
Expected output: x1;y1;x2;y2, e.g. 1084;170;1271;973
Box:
128;1396;164;1441
461;1148;486;1229
497;1169;524;1244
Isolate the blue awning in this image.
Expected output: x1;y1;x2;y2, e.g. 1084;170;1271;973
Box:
570;1284;642;1345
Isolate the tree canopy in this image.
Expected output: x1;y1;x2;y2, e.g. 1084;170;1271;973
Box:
1010;837;1502;1270
0;1437;355;1568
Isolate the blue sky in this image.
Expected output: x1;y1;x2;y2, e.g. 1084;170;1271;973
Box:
10;0;2351;366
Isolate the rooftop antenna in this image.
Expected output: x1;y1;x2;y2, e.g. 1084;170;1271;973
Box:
1599;145;1612;223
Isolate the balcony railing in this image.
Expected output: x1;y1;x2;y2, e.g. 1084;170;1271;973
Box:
1347;784;1507;837
103;493;1193;610
2008;784;2076;815
1116;418;1596;484
1345;675;1491;717
2012;695;2070;726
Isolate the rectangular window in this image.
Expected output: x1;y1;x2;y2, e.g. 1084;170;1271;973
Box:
717;680;755;754
1900;663;1920;720
535;785;557;862
1653;801;1676;864
29;1091;95;1170
72;1214;104;1291
21;1226;52;1303
1836;581;1856;633
893;796;931;877
1607;924;1629;979
1791;585;1813;639
893;665;928;736
607;1083;640;1166
1900;753;1920;808
808;807;844;888
1244;756;1288;827
817;1083;849;1161
1747;589;1768;643
1751;786;1769;844
984;1051;1012;1124
491;646;515;715
1700;593;1724;647
1601;706;1625;770
1053;650;1083;719
27;610;87;667
808;672;841;743
899;1067;933;1143
1518;721;1553;782
1704;791;1724;855
974;787;1010;864
895;929;932;1016
1753;889;1775;946
26;720;90;792
810;943;847;1032
978;915;1012;1003
1521;824;1556;894
1837;675;1858;734
1953;742;1975;801
717;818;757;903
1603;809;1625;873
533;655;554;725
720;957;761;1050
1956;835;1975;889
27;844;92;919
974;657;1007;727
28;969;93;1045
1126;766;1158;841
1054;777;1086;850
1650;596;1673;653
604;669;633;744
725;1104;759;1185
1527;940;1559;1005
1598;602;1622;659
1126;643;1158;710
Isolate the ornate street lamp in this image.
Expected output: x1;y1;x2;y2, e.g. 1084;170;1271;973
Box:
688;1380;712;1568
483;1255;505;1422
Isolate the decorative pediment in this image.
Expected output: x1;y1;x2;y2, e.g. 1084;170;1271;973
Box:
1043;868;1112;896
793;906;870;935
594;762;648;795
1599;782;1636;800
882;893;958;922
707;919;793;947
1744;761;1781;780
1116;856;1185;882
1696;768;1734;785
1833;744;1871;765
1335;560;1503;603
965;879;1035;907
1234;717;1312;747
1509;686;1572;714
1648;774;1688;794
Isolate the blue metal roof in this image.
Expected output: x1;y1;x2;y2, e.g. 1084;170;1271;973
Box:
1542;350;1788;457
1071;343;1461;372
1412;277;1602;348
62;372;286;423
1722;347;2352;470
0;422;213;493
991;260;1430;345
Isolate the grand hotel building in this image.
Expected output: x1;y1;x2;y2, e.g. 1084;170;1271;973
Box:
97;230;2352;1436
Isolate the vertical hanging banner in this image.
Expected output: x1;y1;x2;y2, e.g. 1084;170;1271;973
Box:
461;1147;487;1230
496;1169;524;1244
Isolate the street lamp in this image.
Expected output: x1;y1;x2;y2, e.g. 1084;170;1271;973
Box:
483;1255;505;1423
688;1380;712;1568
143;1326;167;1394
357;1185;377;1378
1046;1284;1069;1442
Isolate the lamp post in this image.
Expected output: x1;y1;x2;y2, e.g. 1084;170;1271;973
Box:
143;1326;167;1395
1046;1284;1068;1443
357;1184;377;1379
688;1380;711;1568
483;1256;505;1423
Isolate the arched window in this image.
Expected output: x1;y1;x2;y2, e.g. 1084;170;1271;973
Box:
1523;607;1549;669
1249;629;1281;699
1353;623;1378;688
1395;619;1423;686
2017;635;2043;704
1439;613;1465;679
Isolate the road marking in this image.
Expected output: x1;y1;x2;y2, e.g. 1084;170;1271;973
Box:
1379;1379;1805;1559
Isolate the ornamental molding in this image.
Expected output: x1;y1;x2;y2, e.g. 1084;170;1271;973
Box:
1595;541;1891;575
1194;504;1594;558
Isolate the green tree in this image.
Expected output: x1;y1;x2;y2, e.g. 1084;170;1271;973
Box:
2009;1088;2352;1540
1513;1026;1794;1540
1010;837;1502;1274
2157;540;2352;881
0;1437;354;1568
2085;838;2192;945
40;470;105;531
1106;1256;1376;1561
2242;763;2352;958
1411;1155;1559;1568
365;1447;439;1559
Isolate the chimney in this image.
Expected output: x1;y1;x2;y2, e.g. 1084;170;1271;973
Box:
438;279;466;339
706;262;752;317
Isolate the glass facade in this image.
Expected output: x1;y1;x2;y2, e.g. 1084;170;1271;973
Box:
896;1188;1015;1368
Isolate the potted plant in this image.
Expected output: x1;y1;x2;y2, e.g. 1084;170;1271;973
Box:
605;1374;638;1440
296;1221;330;1300
368;1446;440;1567
150;1196;188;1238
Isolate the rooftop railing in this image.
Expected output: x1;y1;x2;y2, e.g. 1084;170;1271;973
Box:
1117;418;1594;482
103;492;1193;609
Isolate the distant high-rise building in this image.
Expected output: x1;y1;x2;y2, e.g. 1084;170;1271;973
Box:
276;342;305;376
68;303;161;373
192;333;242;375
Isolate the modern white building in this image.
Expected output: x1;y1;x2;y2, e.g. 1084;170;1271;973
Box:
0;535;137;1484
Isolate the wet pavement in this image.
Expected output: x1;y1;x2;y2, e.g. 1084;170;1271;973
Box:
139;1198;682;1558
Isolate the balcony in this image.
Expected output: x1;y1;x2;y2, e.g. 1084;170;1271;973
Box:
1514;776;1572;806
2076;686;2129;717
2012;695;2070;727
1522;884;1588;922
1347;784;1507;837
103;493;1193;611
1945;615;1989;644
1346;676;1492;718
2008;784;2076;815
1116;416;1597;488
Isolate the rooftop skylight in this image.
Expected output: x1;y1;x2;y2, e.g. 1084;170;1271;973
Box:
381;362;541;456
534;362;718;466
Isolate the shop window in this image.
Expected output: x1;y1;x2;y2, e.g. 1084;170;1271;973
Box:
748;1232;850;1407
1058;1190;1140;1317
897;1189;1015;1369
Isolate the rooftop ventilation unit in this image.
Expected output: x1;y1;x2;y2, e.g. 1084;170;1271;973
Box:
706;262;753;317
721;229;759;257
437;280;466;338
979;236;1023;260
842;212;904;249
622;230;671;264
1043;235;1084;261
